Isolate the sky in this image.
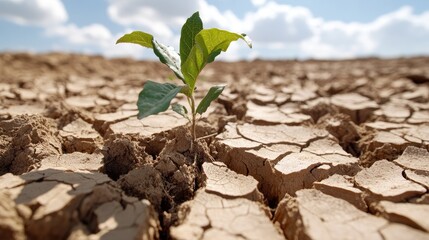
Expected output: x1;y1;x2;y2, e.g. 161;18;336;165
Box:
0;0;428;60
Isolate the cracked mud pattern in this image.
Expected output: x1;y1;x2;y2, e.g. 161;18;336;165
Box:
1;53;429;239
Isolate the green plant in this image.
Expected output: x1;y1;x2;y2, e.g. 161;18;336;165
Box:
116;11;251;151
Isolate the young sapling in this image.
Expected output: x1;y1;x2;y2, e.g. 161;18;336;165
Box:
116;11;252;152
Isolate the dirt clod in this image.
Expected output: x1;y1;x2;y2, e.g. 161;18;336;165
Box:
170;190;284;240
313;174;367;211
355;160;426;202
331;93;379;123
60;118;102;153
0;115;62;175
102;135;153;180
273;189;429;240
39;152;103;172
203;161;264;202
0;191;25;240
0;169;160;240
375;201;429;232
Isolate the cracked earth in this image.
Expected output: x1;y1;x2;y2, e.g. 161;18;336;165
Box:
1;53;429;239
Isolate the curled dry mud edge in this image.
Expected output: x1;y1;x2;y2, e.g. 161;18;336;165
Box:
1;53;429;239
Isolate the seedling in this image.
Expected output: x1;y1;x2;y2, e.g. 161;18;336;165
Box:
116;12;251;151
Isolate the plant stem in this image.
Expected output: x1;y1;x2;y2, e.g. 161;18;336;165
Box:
189;95;197;152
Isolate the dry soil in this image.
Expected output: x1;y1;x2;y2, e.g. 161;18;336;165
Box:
1;52;429;240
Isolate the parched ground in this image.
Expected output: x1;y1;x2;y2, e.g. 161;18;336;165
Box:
1;52;429;240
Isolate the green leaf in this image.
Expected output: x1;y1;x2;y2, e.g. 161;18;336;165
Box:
117;31;185;82
182;29;252;92
196;85;225;114
179;85;192;97
207;49;221;63
180;11;203;64
152;39;185;81
137;81;182;119
116;31;153;48
172;103;189;120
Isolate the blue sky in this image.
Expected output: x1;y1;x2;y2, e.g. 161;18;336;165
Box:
0;0;428;60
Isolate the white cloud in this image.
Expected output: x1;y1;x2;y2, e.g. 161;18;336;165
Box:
45;23;149;59
102;1;429;59
0;0;67;27
250;0;267;7
367;6;429;57
300;21;372;59
247;2;315;44
108;0;200;39
198;0;244;31
46;24;113;47
107;0;245;38
300;6;429;58
103;42;147;59
108;0;199;25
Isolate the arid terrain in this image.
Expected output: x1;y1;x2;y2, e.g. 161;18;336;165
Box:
0;52;428;240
